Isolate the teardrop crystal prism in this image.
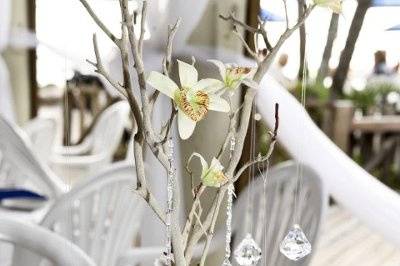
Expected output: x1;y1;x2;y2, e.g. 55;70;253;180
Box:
234;234;262;265
221;258;233;266
280;224;312;261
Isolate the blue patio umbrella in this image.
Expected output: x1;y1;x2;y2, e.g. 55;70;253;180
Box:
371;0;400;6
259;9;285;22
386;24;400;31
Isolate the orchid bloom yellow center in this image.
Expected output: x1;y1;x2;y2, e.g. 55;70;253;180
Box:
174;88;210;122
202;169;228;187
225;67;252;88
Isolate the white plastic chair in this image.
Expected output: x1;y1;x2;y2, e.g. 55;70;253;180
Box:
23;117;57;163
39;162;144;266
50;100;130;183
232;161;327;266
0;115;65;198
117;161;327;266
0;217;95;266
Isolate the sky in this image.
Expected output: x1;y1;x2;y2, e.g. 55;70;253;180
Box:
36;0;400;89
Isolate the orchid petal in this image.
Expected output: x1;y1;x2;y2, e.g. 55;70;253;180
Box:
208;59;227;80
210;157;224;172
192;78;225;93
314;0;342;13
178;60;198;88
208;95;230;112
147;71;178;98
188;152;209;175
178;111;196;139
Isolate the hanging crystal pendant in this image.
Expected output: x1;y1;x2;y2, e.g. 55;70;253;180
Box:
163;139;175;266
221;258;233;266
234;234;262;266
280;224;312;261
221;137;236;266
221;183;234;266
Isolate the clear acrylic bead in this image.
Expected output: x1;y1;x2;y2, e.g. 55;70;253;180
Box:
280;224;312;261
221;258;233;266
234;234;262;265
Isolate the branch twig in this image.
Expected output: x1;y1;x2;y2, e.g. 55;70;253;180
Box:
234;103;278;182
87;34;127;98
185;6;314;259
283;0;289;29
233;27;259;62
138;0;147;56
79;0;119;44
150;18;181;112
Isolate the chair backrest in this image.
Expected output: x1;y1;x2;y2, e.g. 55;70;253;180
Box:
40;162;144;266
0;217;95;266
23;117;57;162
91;101;130;157
0;115;64;197
233;161;327;266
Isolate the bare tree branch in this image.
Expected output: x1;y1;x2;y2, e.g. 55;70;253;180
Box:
150;18;181;112
257;17;273;52
233;28;259;62
134;188;166;224
79;0;119;44
163;19;181;76
138;0;147;56
82;0;315;263
186;6;314;260
283;0;289;29
87;34;127;98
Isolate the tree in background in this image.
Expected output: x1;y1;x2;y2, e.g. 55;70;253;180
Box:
316;13;339;84
331;0;372;99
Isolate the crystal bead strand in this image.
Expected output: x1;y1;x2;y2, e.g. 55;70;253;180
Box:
280;35;312;262
234;110;262;266
222;137;236;266
165;139;175;266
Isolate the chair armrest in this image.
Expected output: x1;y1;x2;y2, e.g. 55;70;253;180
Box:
0;200;54;224
53;137;93;156
49;152;110;167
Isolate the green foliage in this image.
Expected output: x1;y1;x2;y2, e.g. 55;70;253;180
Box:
346;82;400;114
293;81;330;104
292;82;330;126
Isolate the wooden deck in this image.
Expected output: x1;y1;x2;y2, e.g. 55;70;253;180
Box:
311;205;400;266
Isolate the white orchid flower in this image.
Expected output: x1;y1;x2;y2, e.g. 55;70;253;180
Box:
147;60;230;139
208;59;258;92
189;153;228;188
313;0;342;14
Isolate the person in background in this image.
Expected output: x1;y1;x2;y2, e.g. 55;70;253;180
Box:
372;50;398;76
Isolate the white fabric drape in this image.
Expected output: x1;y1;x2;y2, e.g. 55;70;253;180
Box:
0;0;16;122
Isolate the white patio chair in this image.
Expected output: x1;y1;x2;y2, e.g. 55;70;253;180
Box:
0;217;95;266
232;161;327;266
117;161;327;266
23;117;57;163
38;162;144;266
0;115;66;223
50;100;130;183
0;115;65;198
